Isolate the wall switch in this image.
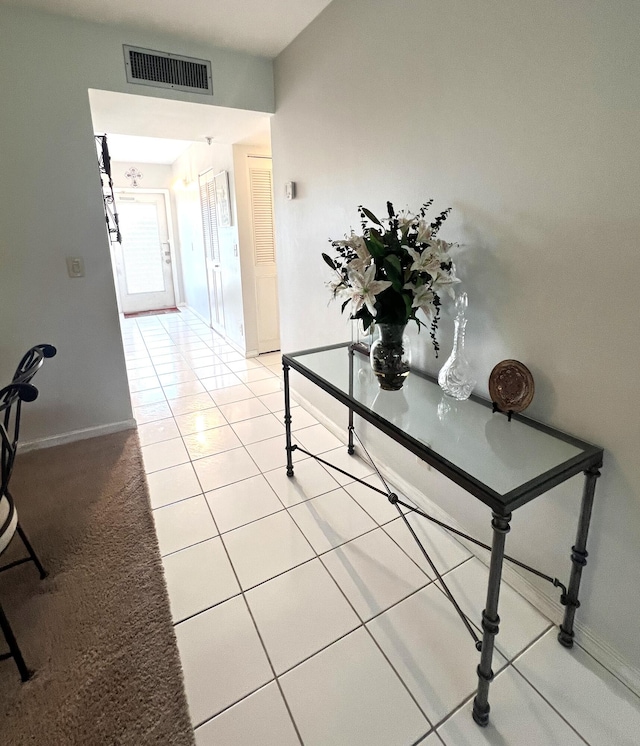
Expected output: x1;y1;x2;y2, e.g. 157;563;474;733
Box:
66;257;85;278
285;181;296;200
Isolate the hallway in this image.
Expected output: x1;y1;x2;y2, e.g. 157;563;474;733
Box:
122;309;640;746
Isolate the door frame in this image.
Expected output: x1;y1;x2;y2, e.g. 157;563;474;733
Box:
113;187;181;311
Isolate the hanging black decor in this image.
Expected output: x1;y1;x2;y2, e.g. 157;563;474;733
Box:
95;134;122;244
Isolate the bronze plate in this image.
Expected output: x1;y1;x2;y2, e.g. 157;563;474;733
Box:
489;360;535;414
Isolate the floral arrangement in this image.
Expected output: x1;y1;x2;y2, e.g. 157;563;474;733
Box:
322;200;459;354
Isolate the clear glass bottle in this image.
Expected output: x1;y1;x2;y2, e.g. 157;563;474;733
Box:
438;293;476;400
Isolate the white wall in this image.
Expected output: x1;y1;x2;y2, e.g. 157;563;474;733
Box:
0;5;273;442
172;176;210;324
272;0;640;673
171;142;242;343
110;162;173;190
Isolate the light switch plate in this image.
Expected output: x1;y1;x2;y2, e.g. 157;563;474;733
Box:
66;257;85;278
285;181;296;200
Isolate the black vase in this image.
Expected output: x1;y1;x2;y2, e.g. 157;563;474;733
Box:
369;323;411;391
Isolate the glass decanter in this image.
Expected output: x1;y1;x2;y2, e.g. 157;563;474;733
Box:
438;293;476;400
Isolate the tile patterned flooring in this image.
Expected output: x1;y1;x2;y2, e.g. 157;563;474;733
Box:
122;309;640;745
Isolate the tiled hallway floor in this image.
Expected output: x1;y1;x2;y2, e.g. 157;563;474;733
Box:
122;309;640;746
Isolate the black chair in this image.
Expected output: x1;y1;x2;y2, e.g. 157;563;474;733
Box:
0;382;48;682
11;344;57;385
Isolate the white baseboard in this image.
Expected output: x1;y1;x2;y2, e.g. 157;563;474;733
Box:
224;335;252;358
498;557;640;696
183;304;211;328
371;463;640;697
19;419;137;453
291;387;640;697
182;304;257;358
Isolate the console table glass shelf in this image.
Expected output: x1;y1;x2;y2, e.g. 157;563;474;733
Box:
282;342;603;727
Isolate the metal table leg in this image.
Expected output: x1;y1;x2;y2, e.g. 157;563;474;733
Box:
558;464;601;647
473;511;511;726
347;345;355;454
283;361;294;477
347;408;355;455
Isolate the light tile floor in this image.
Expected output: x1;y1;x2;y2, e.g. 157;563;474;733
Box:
122;309;640;746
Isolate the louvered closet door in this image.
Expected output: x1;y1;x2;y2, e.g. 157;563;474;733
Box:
199;170;225;332
248;156;280;353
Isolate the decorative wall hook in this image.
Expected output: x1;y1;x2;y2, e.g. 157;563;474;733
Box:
124;167;143;188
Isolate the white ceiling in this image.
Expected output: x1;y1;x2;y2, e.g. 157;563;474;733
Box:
90;89;272;164
1;0;333;57
89;90;271;144
103;134;193;164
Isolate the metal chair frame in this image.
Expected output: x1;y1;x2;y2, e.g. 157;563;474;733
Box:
11;344;57;386
0;343;56;681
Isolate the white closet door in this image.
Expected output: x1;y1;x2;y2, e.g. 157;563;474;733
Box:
248;156;280;353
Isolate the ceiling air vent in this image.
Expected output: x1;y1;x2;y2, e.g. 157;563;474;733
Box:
123;45;213;95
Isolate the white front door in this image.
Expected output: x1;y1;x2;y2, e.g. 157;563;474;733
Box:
114;192;175;314
248;156;280;353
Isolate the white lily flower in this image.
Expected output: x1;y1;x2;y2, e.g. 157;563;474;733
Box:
416;219;432;243
428;238;452;259
338;231;371;272
405;246;441;275
347;256;369;273
326;271;348;298
432;268;461;299
336;231;367;253
404;282;436;317
347;264;392;317
397;211;415;232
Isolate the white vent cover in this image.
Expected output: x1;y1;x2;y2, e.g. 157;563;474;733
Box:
249;168;276;265
123;45;213;95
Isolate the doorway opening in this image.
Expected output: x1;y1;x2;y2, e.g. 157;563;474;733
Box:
114;190;177;315
89;89;280;365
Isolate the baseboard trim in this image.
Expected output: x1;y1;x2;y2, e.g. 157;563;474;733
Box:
184;304;211;328
291;387;640;697
19;419;137;453
182;304;257;358
224;335;252;358
498;559;640;696
371;463;640;697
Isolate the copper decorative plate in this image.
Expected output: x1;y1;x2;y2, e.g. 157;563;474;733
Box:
488;360;535;414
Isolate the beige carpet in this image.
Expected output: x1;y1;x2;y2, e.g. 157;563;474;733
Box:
0;430;195;745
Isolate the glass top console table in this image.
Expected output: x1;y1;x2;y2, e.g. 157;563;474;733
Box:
282;342;603;726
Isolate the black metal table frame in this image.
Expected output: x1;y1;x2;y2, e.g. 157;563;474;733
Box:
282;343;603;727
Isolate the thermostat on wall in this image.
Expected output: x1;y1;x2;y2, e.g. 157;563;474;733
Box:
285;181;296;200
